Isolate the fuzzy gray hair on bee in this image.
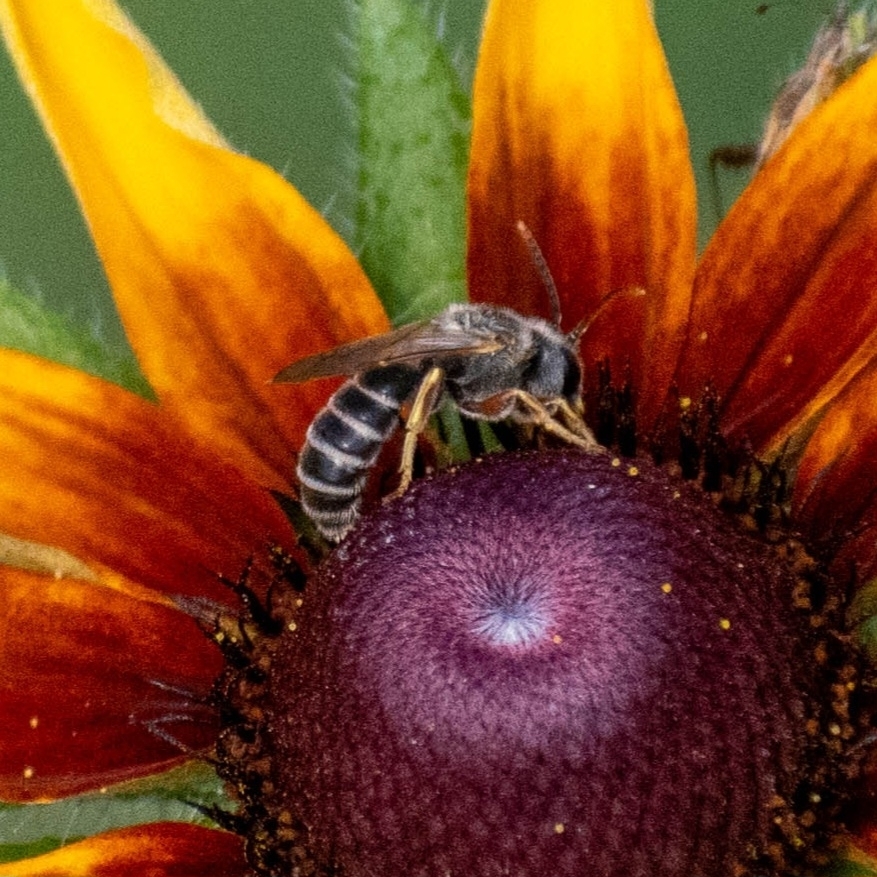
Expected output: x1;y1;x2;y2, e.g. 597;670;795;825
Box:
274;226;625;543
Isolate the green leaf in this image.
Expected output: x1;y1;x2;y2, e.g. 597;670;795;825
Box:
0;278;151;397
823;856;877;877
0;762;228;863
848;577;877;664
351;0;471;324
105;760;227;805
854;613;877;665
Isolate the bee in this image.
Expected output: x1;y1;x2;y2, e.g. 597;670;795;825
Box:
274;300;601;543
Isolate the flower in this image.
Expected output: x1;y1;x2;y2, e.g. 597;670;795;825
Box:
2;0;877;874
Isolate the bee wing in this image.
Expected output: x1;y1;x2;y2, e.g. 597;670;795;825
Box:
273;319;504;384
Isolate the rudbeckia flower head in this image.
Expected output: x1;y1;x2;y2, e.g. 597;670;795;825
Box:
3;1;877;876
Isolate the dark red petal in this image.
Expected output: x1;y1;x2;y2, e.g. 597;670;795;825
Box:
792;362;877;576
0;567;221;802
0;823;245;877
676;57;877;451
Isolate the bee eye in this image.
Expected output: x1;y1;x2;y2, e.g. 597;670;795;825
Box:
562;353;581;400
522;341;574;398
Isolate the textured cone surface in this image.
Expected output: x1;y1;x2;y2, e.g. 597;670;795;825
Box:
268;451;819;876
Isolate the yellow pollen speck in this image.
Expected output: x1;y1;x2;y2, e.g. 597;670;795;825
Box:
554;822;565;834
552;634;563;645
611;457;621;468
627;466;639;477
22;766;34;780
100;787;108;794
679;396;692;410
828;722;842;736
28;716;38;729
719;618;731;630
783;354;793;366
809;792;822;804
287;621;297;632
661;583;673;594
295;598;304;607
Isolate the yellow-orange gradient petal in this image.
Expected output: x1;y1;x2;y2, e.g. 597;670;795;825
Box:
0;0;389;492
792;361;877;577
0;823;245;877
676;56;877;453
467;0;696;429
0;349;298;604
0;567;221;802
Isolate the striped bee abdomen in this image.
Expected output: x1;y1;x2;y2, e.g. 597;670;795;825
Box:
297;364;425;542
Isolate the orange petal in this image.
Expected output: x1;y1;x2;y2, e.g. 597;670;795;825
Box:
853;811;877;848
0;566;221;802
0;349;299;604
792;361;877;574
0;0;389;491
0;823;245;877
676;55;877;451
467;0;696;428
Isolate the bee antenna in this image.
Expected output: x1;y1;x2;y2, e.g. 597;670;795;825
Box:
516;220;563;329
568;286;647;344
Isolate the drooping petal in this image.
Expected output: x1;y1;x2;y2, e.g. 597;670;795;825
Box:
676;55;877;452
0;349;298;604
792;361;877;576
0;0;389;491
0;567;221;802
0;823;245;877
467;0;696;428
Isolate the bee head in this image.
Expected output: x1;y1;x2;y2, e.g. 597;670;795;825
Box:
521;327;582;405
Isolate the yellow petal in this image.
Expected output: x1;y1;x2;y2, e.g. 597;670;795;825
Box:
0;0;389;491
467;0;696;429
0;823;245;877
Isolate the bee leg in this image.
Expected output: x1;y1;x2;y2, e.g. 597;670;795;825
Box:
554;398;599;444
507;390;602;452
387;366;445;502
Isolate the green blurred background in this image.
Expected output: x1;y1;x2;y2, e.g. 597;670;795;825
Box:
0;0;829;356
